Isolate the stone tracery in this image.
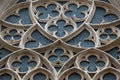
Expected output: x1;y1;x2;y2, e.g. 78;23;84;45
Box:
0;0;120;80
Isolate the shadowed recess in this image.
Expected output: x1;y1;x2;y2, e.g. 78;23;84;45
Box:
1;26;7;31
42;64;48;69
65;4;88;18
100;0;110;3
55;67;61;72
0;48;11;59
25;30;53;48
5;8;32;24
0;73;12;80
48;49;69;62
57;1;67;5
116;25;120;29
103;73;116;80
12;56;37;72
68;73;81;80
18;0;26;3
91;7;118;24
106;47;120;60
67;29;95;48
36;4;59;19
33;73;46;80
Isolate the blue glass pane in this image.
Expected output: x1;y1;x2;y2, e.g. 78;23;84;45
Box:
109;34;117;39
0;73;12;80
19;56;29;72
48;25;57;31
65;4;88;18
104;14;118;22
54;49;64;56
4;35;11;40
19;8;32;24
5;8;32;24
96;61;105;67
80;40;95;48
56;20;66;37
80;61;89;67
91;7;118;24
67;29;95;48
87;55;97;72
68;73;81;80
91;7;106;24
33;73;46;80
9;29;17;35
12;61;21;67
37;4;58;19
105;28;112;34
67;29;90;45
13;35;21;40
100;34;107;39
60;56;69;62
25;41;39;48
28;61;37;67
80;55;105;72
48;48;69;62
103;73;116;80
5;15;19;23
106;47;120;59
48;56;57;62
48;20;74;37
25;30;53;48
0;48;11;59
64;25;74;32
12;56;37;72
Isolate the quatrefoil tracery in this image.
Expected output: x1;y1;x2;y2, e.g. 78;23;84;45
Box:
97;27;119;46
76;49;109;73
63;0;91;21
1;3;32;25
0;28;24;46
1;0;120;48
0;69;21;80
1;0;120;80
45;18;77;38
7;50;40;73
34;1;61;21
45;45;73;68
93;68;120;80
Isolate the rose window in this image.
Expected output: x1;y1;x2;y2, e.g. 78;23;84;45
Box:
0;0;120;80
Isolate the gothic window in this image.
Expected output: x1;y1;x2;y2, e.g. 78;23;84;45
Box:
0;0;120;80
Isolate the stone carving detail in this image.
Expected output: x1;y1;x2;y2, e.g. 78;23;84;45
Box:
0;0;120;80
